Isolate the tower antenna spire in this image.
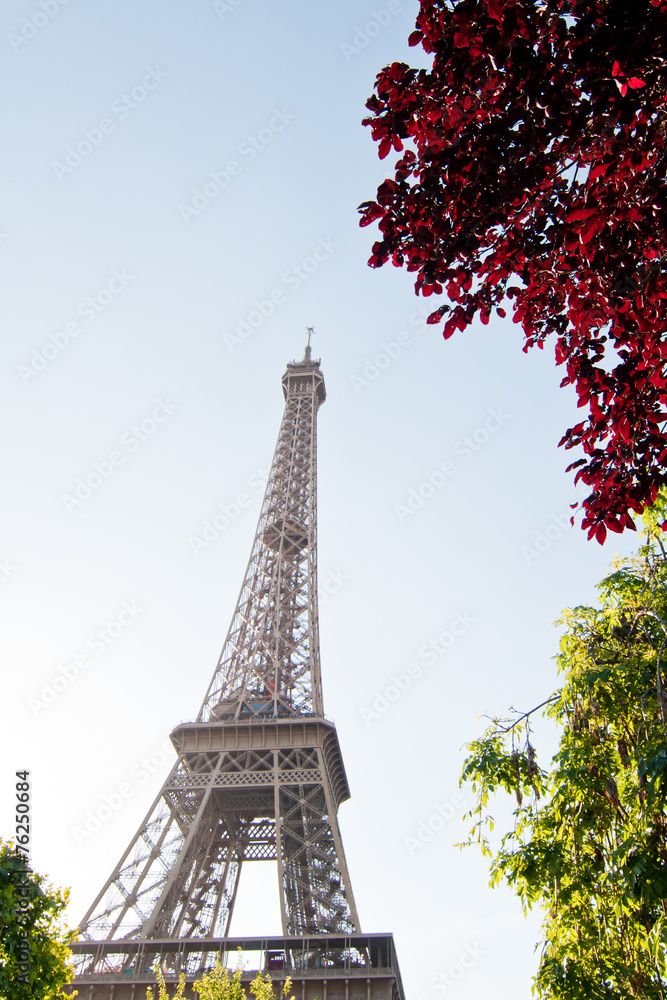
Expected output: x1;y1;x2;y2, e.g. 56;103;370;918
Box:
304;325;314;363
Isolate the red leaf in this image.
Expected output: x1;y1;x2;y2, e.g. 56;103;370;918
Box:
617;418;631;442
628;77;646;89
567;207;598;222
589;162;609;181
408;30;423;46
596;524;607;545
443;317;457;339
486;0;504;23
581;217;603;243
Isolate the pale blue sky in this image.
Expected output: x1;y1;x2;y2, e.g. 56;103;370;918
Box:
0;3;639;998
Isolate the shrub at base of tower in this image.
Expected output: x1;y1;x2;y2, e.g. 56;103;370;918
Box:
459;496;667;997
0;840;77;1000
147;959;297;1000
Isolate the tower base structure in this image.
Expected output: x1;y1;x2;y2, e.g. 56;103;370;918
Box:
68;934;405;1000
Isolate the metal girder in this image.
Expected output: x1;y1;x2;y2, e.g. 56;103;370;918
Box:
67;934;406;1000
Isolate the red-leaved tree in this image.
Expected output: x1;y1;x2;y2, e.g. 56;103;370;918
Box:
359;0;667;543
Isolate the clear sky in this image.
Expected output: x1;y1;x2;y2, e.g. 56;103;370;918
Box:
0;2;640;998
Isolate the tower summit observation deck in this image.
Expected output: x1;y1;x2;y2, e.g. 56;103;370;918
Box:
69;339;405;1000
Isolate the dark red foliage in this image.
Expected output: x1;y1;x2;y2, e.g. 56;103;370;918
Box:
360;0;667;541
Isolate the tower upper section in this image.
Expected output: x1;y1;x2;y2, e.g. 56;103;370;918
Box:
198;349;326;723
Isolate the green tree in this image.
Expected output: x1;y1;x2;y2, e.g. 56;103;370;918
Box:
147;957;295;1000
461;502;667;997
0;840;76;999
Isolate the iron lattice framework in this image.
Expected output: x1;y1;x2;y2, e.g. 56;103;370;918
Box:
199;348;325;723
72;345;403;1000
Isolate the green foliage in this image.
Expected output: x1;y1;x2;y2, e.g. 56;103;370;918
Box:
0;840;77;1000
146;964;187;1000
192;962;245;1000
147;957;295;1000
461;498;667;997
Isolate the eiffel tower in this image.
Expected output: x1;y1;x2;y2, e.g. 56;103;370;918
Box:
70;337;405;1000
